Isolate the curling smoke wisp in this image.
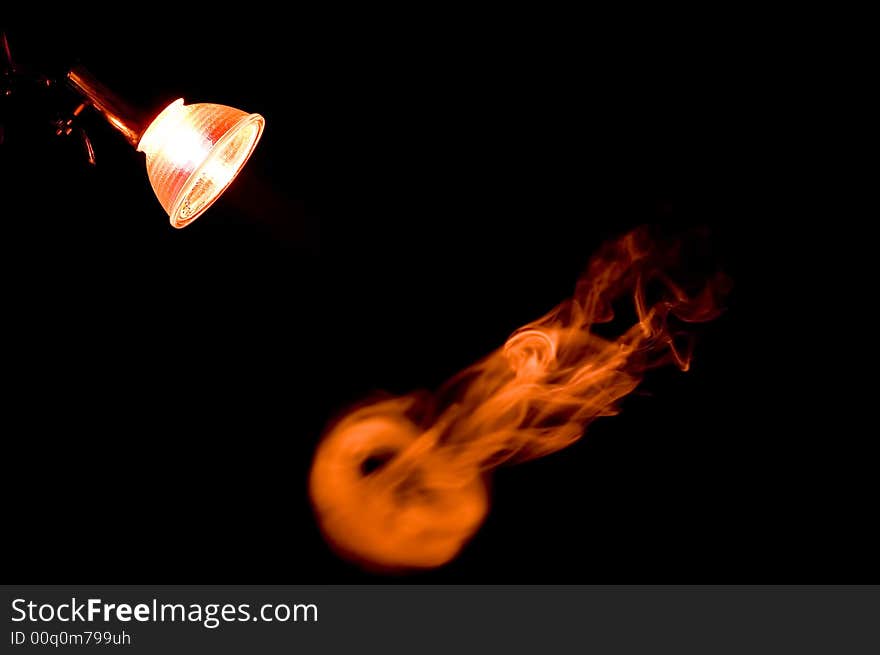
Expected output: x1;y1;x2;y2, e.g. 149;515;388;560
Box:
309;229;727;570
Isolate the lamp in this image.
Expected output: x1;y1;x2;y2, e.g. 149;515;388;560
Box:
66;66;265;228
1;28;267;229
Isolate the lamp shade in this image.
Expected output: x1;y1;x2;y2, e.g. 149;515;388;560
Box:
137;99;265;228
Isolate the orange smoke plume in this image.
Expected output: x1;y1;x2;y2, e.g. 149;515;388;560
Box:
310;228;728;571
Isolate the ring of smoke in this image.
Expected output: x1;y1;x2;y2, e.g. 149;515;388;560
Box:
309;228;727;571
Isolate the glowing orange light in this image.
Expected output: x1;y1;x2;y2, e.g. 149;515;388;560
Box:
309;229;729;571
137;99;265;228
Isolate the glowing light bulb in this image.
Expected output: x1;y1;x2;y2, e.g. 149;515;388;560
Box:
137;99;265;228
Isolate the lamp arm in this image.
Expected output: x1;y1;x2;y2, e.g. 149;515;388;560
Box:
67;65;146;148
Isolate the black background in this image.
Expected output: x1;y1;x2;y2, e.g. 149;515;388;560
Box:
1;17;868;582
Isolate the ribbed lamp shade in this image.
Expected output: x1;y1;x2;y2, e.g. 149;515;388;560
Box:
137;99;265;228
